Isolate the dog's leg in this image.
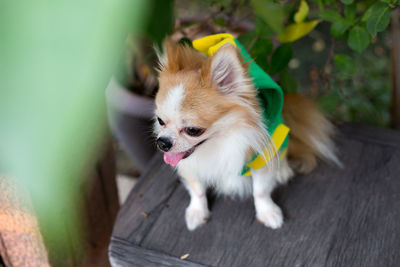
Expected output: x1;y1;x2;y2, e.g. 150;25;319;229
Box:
178;169;210;231
277;157;294;184
251;166;283;229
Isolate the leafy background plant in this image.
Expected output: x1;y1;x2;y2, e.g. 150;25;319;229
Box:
124;0;399;127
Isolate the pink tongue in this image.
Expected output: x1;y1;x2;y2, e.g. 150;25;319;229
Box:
163;152;186;166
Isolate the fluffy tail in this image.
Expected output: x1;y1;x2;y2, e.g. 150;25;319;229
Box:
283;93;342;174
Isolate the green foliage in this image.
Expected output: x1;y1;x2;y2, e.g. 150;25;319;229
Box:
326;50;391;126
224;0;395;126
341;0;354;4
175;0;396;126
269;44;293;75
251;39;273;58
237;30;258;47
251;0;284;33
365;2;392;36
318;92;342;113
334;54;356;79
294;0;309;23
320;10;342;22
214;17;227;26
344;3;356;21
145;0;174;45
251;38;273;71
331;17;352;37
280;70;298;93
347;26;370;52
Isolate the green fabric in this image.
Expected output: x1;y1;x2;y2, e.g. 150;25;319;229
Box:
234;40;284;134
188;36;288;175
234;39;289;175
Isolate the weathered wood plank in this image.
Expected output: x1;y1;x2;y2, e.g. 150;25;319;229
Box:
109;237;206;267
338;122;400;147
110;124;400;267
111;154;181;244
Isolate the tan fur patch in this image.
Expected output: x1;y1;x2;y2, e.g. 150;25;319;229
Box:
283;93;337;173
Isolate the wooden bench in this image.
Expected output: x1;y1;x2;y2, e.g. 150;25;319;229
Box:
109;123;400;267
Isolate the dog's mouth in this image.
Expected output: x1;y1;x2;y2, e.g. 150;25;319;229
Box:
163;140;206;167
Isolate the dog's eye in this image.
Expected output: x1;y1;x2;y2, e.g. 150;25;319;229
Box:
184;127;205;137
157;117;165;126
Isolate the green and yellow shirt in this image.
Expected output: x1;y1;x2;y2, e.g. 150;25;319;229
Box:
192;33;290;176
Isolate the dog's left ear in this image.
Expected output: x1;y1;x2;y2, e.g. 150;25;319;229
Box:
209;44;248;95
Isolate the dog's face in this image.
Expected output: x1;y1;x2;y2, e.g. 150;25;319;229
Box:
154;41;260;166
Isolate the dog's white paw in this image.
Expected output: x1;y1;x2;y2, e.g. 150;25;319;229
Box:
185;206;210;231
256;203;283;229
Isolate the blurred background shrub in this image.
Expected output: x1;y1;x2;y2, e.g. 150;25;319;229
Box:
121;0;399;127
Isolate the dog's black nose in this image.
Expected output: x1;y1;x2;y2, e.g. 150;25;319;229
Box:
157;137;173;152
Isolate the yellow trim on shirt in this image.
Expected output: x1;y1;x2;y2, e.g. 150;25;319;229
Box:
243;124;290;176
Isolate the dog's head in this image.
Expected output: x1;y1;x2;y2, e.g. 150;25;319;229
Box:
153;40;262;166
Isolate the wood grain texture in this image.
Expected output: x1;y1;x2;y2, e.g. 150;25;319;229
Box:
110;123;400;267
109;237;206;267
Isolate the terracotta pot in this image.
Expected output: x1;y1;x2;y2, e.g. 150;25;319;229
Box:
106;78;157;172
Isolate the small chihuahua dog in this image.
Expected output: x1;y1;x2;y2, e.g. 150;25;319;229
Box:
153;37;340;231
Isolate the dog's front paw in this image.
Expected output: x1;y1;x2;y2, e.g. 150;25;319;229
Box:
256;202;283;229
185;206;210;231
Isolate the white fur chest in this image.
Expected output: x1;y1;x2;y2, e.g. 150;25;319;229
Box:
177;131;254;198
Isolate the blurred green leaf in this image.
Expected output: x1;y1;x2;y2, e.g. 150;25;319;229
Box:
365;2;391;36
323;0;337;5
255;17;275;37
251;0;284;33
361;3;374;21
214;17;226;26
256;57;270;72
318;92;341;113
331;18;352;37
320;9;342;22
341;0;354;5
277;20;320;42
280;70;298;93
347;25;370;52
269;43;293;75
251;39;273;72
237;30;257;48
334;54;356;79
294;0;309;23
251;38;273;58
146;0;174;45
344;3;356;21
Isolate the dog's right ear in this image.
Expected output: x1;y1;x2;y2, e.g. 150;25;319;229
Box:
208;44;249;96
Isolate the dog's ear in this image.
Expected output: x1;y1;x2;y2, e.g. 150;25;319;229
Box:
209;44;248;95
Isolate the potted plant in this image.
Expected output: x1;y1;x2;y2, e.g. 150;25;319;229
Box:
105;0;175;172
